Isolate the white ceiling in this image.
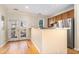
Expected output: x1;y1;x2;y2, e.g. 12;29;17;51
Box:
4;4;74;16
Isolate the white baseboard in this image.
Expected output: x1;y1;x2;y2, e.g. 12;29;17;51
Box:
0;41;8;48
8;39;30;41
74;48;79;51
31;40;40;53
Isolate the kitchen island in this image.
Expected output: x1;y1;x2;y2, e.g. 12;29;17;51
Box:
31;28;67;54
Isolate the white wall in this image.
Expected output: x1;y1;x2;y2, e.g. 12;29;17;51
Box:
0;5;8;47
74;4;79;50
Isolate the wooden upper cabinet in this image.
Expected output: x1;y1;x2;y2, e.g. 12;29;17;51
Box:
48;9;74;27
61;12;68;19
54;16;57;20
56;15;59;20
67;9;74;18
56;14;62;20
55;9;74;20
53;15;61;21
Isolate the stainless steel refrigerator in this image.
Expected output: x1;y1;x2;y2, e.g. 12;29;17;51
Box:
67;18;74;49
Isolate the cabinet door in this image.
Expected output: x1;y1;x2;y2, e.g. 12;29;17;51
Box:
61;13;68;20
67;10;74;18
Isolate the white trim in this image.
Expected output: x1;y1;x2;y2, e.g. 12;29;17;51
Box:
8;39;30;41
31;39;40;53
0;41;8;48
74;48;79;51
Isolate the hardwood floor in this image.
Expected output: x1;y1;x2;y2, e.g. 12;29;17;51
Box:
67;48;79;54
0;40;39;54
1;40;79;54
